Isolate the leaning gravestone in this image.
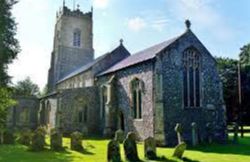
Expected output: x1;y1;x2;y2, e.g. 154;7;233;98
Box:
107;139;121;162
50;129;64;151
144;137;157;160
175;123;183;144
114;129;124;143
191;122;198;146
172;142;187;159
70;131;84;151
123;132;140;162
30;127;46;151
3;130;15;144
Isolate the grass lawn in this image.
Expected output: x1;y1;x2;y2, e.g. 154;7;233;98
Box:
0;134;250;162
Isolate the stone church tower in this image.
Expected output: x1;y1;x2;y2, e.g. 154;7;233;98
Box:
48;4;94;92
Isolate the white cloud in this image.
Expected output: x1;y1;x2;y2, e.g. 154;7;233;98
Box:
151;18;169;31
93;0;109;9
167;0;234;41
128;17;146;32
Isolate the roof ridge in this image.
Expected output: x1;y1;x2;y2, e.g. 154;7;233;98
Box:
98;31;188;76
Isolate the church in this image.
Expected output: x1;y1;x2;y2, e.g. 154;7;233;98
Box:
9;4;227;146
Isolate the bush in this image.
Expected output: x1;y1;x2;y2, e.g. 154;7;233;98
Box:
50;129;64;151
3;130;15;144
17;129;32;146
70;131;83;151
30;127;46;151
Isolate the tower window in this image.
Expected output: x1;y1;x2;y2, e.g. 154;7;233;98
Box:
73;29;81;47
183;47;201;108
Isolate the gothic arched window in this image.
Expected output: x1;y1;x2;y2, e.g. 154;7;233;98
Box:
130;78;144;119
183;47;201;108
73;29;81;47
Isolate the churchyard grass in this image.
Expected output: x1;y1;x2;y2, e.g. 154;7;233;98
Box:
0;134;249;162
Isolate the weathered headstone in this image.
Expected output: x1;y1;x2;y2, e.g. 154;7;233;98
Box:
50;129;64;151
30;127;46;151
123;132;140;162
174;123;183;144
144;137;157;160
114;129;124;143
3;130;15;144
233;122;239;143
70;131;84;151
191;122;198;146
107;139;121;162
172;142;187;159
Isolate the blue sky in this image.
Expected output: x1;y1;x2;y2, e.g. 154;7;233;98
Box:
8;0;250;89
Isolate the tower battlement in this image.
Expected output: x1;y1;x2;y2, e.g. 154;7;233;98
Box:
57;6;92;20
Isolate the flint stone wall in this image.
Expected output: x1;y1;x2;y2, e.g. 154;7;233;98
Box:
160;31;227;146
57;87;100;135
7;96;39;130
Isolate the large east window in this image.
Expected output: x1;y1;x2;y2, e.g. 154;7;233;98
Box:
183;48;201;108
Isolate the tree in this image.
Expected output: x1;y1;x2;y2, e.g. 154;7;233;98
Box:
0;0;20;86
0;87;16;141
216;57;238;123
39;84;48;97
14;77;40;97
239;43;250;66
0;0;19;135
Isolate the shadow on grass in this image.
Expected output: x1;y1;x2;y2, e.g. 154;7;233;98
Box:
187;136;250;156
182;157;200;162
0;144;74;162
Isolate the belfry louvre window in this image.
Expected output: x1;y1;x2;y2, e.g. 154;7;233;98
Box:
130;78;143;119
183;48;201;108
73;29;81;47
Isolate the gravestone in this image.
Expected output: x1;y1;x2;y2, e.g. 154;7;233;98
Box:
50;129;64;151
233;122;239;143
3;130;15;144
107;139;121;162
123;132;140;162
114;129;124;143
30;127;46;151
191;122;198;146
174;123;183;144
144;137;157;160
172;142;187;159
70;131;84;151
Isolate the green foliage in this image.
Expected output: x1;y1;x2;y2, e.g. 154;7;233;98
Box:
239;43;250;66
3;129;15;144
0;87;16;129
39;84;48;97
17;129;32;146
13;77;40;97
216;57;239;122
30;127;46;151
216;55;250;124
0;0;20;86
